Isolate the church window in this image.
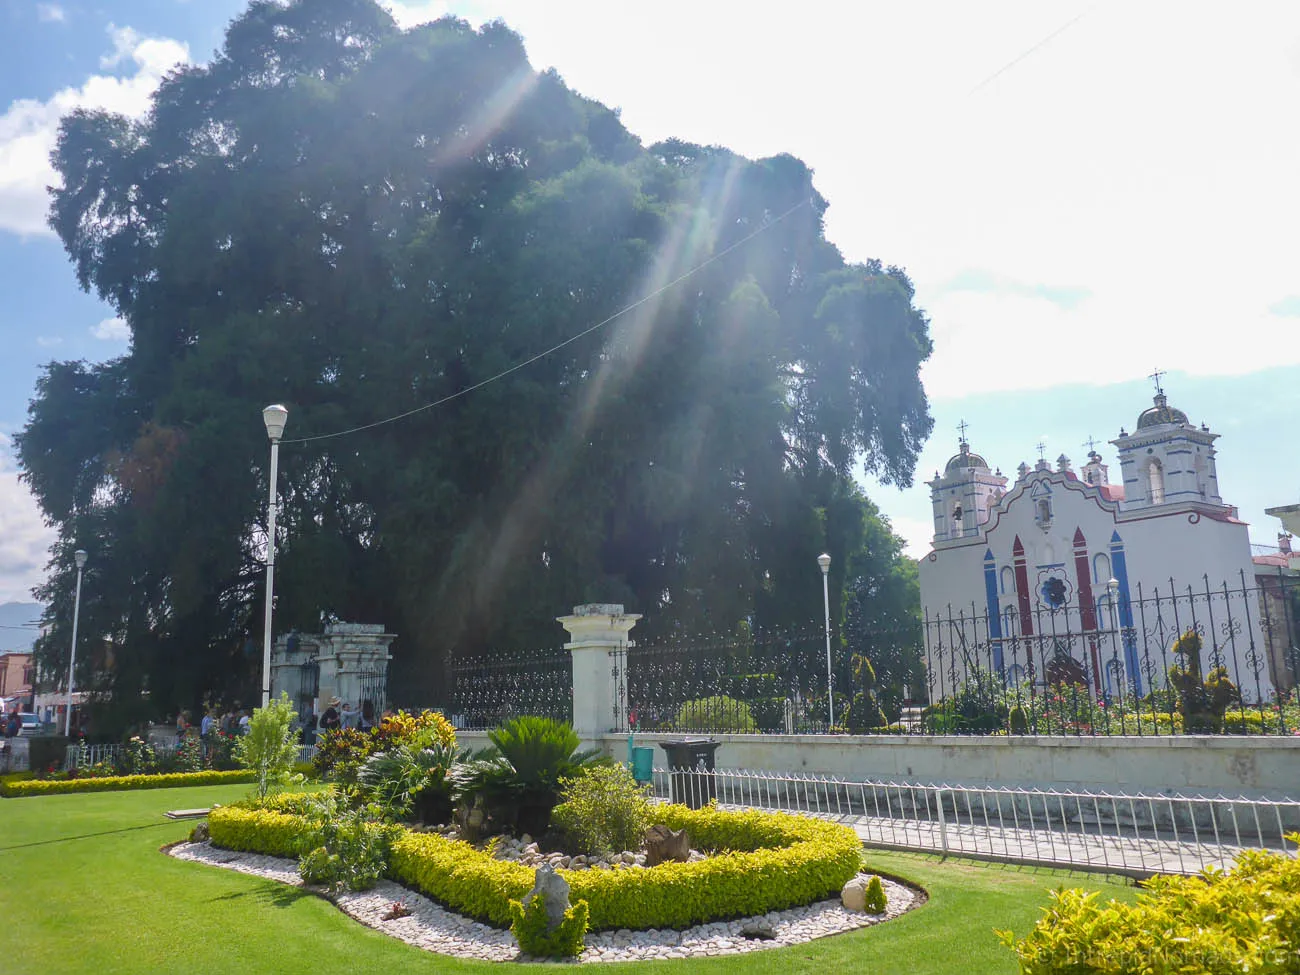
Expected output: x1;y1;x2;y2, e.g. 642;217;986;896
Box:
1147;460;1165;504
1000;565;1013;595
1035;498;1052;527
1093;552;1111;585
951;502;963;534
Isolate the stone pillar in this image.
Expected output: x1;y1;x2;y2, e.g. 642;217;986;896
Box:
557;604;640;735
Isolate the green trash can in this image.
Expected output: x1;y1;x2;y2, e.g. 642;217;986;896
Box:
629;745;654;785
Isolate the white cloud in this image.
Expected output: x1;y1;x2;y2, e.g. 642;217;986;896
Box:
0;25;189;237
37;3;66;23
34;336;63;348
91;316;129;341
0;436;54;604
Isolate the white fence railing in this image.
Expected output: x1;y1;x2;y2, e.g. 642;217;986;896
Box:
650;766;1300;876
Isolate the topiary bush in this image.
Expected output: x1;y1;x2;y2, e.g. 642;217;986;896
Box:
673;696;756;733
550;763;652;855
508;893;589;958
864;874;886;913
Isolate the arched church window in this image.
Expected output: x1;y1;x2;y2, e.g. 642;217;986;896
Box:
1093;552;1111;585
1035;498;1052;527
1000;565;1013;595
951;502;963;534
1147;460;1165;504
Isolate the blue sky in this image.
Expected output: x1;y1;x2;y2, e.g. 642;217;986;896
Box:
1;1;1298;602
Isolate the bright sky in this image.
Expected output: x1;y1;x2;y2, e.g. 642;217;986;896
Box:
1;1;1298;604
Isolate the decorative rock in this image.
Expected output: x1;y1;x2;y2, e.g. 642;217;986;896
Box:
644;824;691;866
522;864;571;932
841;876;869;912
740;919;776;940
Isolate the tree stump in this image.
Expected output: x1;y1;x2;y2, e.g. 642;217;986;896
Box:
643;824;691;866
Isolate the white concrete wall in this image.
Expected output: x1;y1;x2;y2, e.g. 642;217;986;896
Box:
457;729;1300;801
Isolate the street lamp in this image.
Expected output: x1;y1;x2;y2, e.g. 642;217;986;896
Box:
64;549;87;736
818;553;834;728
261;404;289;708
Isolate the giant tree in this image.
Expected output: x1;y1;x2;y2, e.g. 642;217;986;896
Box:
20;0;931;724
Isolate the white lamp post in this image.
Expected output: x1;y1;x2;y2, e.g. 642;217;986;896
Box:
818;552;834;728
64;549;87;736
261;404;289;708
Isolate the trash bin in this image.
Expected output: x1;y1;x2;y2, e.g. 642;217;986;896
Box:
629;745;655;786
658;738;720;809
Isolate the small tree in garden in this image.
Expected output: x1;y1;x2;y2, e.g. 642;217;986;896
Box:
234;692;302;799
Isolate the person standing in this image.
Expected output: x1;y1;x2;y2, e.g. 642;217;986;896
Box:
340;700;359;730
319;697;341;732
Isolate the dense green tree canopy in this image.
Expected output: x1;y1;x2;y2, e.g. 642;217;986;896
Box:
20;0;932;720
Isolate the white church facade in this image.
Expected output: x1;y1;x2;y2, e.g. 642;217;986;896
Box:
918;385;1273;704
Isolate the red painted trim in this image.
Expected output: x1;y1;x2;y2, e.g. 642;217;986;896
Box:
1071;528;1101;694
1012;535;1034;639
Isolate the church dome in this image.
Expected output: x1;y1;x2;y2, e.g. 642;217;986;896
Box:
944;442;989;475
1136;393;1189;430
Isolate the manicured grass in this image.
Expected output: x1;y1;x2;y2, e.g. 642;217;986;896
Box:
0;785;1140;974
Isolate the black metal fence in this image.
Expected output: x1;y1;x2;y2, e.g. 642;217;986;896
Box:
611;624;859;735
445;647;573;730
435;571;1298;738
922;572;1299;736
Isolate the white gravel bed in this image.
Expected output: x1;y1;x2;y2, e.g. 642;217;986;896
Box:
168;841;917;963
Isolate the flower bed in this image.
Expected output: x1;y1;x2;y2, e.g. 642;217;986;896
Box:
207;801;861;932
2;768;256;797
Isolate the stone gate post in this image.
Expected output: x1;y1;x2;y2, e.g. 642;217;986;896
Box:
557;604;640;735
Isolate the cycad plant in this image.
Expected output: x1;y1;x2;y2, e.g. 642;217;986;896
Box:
450;716;605;836
358;741;461;823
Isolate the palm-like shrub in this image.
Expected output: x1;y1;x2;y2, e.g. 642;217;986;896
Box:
358;742;460;822
450;716;604;835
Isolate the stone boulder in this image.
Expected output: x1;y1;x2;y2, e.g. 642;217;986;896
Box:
643;824;691;866
522;864;571;931
841;876;869;912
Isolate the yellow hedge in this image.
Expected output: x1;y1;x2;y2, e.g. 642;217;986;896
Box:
2;769;255;797
206;800;861;931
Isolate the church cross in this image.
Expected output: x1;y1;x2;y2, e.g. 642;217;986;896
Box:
956;418;969;444
1036;440;1047;462
1148;367;1166;395
1083;435;1099;454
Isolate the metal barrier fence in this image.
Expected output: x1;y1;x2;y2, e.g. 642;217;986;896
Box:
648;766;1300;876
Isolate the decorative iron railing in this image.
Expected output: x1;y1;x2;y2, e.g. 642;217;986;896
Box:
922;571;1299;736
445;647;573;730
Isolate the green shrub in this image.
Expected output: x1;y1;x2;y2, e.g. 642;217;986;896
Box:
551;764;652;855
208;805;312;857
358;742;459;822
296;793;396;892
2;769;255;797
1222;711;1273;734
673;696;756;733
450;716;603;836
864;875;886;913
509;893;589;958
235;693;302;799
999;838;1300;973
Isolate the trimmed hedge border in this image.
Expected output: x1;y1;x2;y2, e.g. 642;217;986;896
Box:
2;769;256;797
207;800;862;932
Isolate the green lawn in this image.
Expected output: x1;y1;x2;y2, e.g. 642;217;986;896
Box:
0;785;1140;974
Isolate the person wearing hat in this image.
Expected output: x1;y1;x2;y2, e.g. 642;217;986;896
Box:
319;696;342;732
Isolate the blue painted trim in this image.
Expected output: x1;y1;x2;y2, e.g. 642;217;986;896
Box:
983;552;1003;671
1108;533;1142;696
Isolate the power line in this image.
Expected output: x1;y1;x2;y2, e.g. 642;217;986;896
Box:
281;197;811;445
968;6;1093;96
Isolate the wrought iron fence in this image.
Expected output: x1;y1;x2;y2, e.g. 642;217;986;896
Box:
612;624;853;734
923;571;1299;736
648;766;1300;876
444;647;573;730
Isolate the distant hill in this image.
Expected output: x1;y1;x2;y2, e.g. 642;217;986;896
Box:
0;602;43;653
